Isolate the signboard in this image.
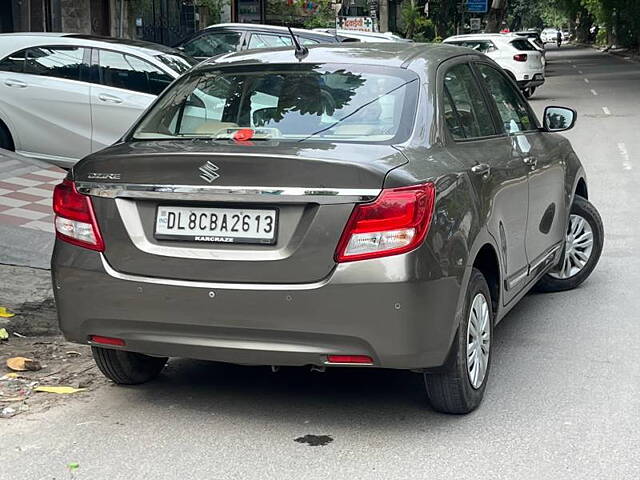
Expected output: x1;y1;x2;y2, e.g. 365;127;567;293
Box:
336;16;375;32
467;0;489;13
470;18;481;31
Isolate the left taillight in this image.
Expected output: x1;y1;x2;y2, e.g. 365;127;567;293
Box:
335;182;436;263
53;179;104;252
513;53;528;62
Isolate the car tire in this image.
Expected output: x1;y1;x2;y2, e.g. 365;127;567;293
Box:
535;195;604;292
424;268;493;414
91;346;168;385
523;87;536;98
0;123;14;151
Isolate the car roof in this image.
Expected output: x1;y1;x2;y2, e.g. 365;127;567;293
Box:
444;34;510;41
0;32;181;55
204;42;471;71
201;23;339;40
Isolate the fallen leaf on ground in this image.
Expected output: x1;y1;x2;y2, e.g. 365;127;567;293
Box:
68;462;80;470
0;328;8;340
7;357;42;372
2;373;19;379
34;386;86;394
0;396;26;402
0;307;15;318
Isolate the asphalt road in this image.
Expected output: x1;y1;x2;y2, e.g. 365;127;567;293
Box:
3;45;640;480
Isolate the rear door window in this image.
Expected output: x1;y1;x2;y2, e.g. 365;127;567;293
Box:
510;39;536;51
476;64;537;134
442;64;496;140
447;40;497;53
0;49;28;73
98;50;173;95
25;46;85;81
182;32;242;57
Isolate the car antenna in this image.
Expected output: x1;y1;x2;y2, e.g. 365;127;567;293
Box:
287;26;308;61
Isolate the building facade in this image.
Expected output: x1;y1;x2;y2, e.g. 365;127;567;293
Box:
0;0;400;44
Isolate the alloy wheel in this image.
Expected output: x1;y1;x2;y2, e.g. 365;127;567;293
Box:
549;214;594;279
466;293;490;389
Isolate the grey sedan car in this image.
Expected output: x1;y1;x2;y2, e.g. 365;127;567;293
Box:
51;43;603;414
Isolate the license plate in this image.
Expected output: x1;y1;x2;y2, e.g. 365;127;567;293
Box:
154;206;277;244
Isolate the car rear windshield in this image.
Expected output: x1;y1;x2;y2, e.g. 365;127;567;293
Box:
510;39;536;51
447;40;497;53
132;63;419;144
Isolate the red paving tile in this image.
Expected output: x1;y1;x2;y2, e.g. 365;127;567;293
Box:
37;183;56;191
0;213;30;226
23;203;53;214
3;191;44;202
0;181;21;191
21;173;58;183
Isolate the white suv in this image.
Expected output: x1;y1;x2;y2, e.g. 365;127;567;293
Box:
443;34;545;98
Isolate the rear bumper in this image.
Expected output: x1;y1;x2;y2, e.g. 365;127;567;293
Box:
517;73;545;89
52;243;462;370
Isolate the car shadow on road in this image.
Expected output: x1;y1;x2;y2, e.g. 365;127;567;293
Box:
106;291;563;430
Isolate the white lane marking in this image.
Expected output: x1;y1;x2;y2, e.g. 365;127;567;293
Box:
578;70;583;74
618;143;632;171
584;78;590;83
602;106;611;115
590;89;598;96
572;65;577;69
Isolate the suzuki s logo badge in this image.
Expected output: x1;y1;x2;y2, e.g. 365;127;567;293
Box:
199;161;220;183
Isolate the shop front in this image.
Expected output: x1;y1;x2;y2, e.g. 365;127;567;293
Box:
233;0;386;31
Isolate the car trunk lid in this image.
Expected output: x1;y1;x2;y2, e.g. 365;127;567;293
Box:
74;141;407;284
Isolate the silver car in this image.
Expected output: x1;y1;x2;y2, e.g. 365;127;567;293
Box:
0;33;195;168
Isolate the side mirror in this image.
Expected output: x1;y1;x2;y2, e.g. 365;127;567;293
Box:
543;106;577;132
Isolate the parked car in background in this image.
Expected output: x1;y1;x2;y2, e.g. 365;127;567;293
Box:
511;32;546;67
562;30;572;42
541;28;560;43
52;42;603;415
0;33;196;168
444;34;545;97
312;29;412;43
175;24;346;61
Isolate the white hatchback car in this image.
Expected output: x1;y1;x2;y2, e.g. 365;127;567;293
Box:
541;28;560;44
443;34;545;98
0;33;196;167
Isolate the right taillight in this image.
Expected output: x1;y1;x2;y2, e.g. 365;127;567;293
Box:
513;53;528;62
335;182;436;263
53;179;104;252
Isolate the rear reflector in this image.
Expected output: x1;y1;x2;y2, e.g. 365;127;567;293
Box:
53;179;104;252
335;182;436;262
326;355;373;364
90;335;125;346
513;53;528;62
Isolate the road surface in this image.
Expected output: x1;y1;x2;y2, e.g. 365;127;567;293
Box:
2;45;640;480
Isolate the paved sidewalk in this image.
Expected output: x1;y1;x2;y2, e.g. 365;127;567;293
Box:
0;150;65;233
0;149;63;268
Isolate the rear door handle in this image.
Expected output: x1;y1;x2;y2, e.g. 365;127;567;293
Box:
4;79;27;88
98;93;123;104
523;156;538;167
471;163;491;179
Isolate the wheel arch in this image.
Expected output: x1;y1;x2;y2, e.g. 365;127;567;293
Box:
472;243;501;317
0;116;15;151
575;176;588;200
